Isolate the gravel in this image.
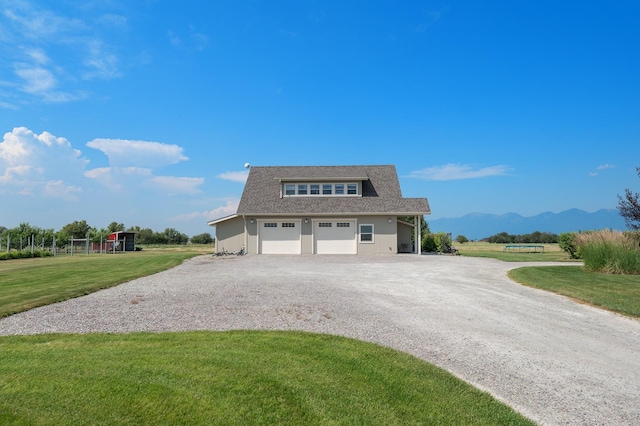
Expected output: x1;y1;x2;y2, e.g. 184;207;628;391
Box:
1;254;639;425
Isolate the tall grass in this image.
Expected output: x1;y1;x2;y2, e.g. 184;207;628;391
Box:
575;230;640;274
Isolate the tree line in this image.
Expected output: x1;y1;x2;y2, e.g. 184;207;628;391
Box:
0;220;213;250
483;231;559;244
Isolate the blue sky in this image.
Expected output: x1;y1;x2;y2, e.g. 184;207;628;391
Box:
1;1;639;236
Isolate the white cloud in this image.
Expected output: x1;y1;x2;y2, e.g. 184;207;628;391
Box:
85;166;203;196
172;199;240;222
43;180;82;200
86;138;189;168
217;170;249;183
597;164;615;170
590;163;616;177
407;163;512;181
147;176;204;195
0;127;89;198
1;2;123;104
83;40;121;80
15;66;57;94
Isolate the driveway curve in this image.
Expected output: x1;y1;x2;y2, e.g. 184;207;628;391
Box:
1;255;639;425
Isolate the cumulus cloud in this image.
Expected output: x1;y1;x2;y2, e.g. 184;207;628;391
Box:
217;170;249;183
86;138;189;168
0;127;88;198
407;163;512;181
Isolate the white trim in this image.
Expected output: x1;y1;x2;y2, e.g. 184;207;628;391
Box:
207;214;239;226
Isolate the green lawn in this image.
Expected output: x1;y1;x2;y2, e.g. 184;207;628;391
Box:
0;331;535;425
509;266;640;317
0;251;201;318
456;242;576;262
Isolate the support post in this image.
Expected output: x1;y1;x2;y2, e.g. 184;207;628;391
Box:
416;215;422;255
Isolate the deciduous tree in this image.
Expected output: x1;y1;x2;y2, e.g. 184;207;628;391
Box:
618;167;640;230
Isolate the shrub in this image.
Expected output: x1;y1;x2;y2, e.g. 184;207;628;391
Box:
432;232;449;252
456;235;469;244
575;230;640;274
559;232;581;259
0;249;52;260
421;233;437;252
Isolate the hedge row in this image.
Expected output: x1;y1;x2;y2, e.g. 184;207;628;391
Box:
0;250;54;261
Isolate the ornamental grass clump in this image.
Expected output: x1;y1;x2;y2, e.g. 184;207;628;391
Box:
575;230;640;274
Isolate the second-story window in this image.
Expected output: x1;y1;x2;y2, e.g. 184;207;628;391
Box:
282;182;359;196
285;184;295;195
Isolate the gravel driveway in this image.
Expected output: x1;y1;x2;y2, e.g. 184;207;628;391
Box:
1;254;639;425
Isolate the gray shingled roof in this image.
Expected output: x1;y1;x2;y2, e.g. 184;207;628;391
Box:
236;165;430;216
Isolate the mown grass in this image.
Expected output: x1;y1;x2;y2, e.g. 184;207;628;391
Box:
0;330;535;425
456;242;575;262
509;266;640;317
0;250;201;318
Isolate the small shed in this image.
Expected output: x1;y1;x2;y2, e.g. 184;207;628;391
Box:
107;231;137;252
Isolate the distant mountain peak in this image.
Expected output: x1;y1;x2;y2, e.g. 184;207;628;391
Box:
429;208;626;240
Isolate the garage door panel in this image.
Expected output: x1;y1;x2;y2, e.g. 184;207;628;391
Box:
314;221;356;254
259;221;301;254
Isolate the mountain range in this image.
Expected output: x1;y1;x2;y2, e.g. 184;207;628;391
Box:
428;208;627;240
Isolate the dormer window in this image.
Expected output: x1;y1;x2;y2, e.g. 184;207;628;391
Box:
282;182;360;197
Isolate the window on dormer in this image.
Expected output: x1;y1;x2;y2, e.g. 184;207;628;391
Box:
282;182;359;197
285;184;295;196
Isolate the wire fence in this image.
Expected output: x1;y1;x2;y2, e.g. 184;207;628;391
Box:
0;234;134;257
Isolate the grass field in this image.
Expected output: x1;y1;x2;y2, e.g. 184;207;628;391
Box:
509;266;640;318
0;331;535;425
0;249;204;318
455;242;576;262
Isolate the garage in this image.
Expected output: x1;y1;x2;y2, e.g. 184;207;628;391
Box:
313;220;357;254
258;220;301;254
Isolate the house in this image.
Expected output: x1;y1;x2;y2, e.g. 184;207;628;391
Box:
208;165;431;255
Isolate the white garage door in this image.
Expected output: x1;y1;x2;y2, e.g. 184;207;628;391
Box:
314;220;357;254
259;221;301;254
